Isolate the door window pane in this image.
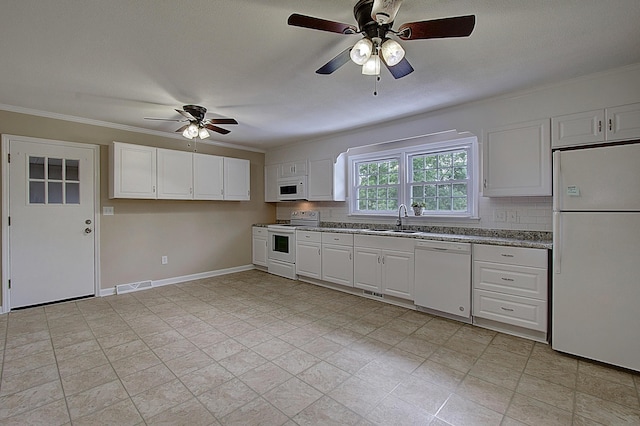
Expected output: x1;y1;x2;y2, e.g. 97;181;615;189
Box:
48;182;63;204
29;157;45;179
66;160;79;181
66;183;80;204
29;181;45;204
48;158;63;180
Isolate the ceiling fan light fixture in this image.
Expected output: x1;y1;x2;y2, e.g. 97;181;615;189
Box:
362;54;381;76
381;39;405;66
198;127;210;139
182;128;194;139
350;38;373;65
371;0;403;24
186;123;199;138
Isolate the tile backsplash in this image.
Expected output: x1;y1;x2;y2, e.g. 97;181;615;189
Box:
276;196;553;232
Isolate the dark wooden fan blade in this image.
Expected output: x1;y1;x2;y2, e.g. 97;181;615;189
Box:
316;47;353;75
204;124;231;135
175;109;195;120
144;117;184;122
208;118;238;125
383;56;414;79
175;124;189;133
398;15;476;40
288;13;358;35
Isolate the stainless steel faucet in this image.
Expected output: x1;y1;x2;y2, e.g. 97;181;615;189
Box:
397;204;408;230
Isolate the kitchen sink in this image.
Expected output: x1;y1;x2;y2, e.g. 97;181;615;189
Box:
386;230;421;234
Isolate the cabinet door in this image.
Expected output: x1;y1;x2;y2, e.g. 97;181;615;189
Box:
279;160;308;178
551;110;604;148
157;148;193;199
223;157;250;200
308;158;333;201
109;142;157;199
483;119;551;196
264;164;279;202
193;153;223;200
606;103;640;142
382;250;414;300
296;241;322;279
252;236;268;267
322;244;353;287
354;247;381;292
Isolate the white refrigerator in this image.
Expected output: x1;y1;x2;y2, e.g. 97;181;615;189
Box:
552;142;640;371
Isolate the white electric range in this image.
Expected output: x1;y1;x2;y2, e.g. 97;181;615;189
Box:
267;211;320;279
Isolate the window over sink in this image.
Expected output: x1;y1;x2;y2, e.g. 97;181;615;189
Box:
348;133;478;218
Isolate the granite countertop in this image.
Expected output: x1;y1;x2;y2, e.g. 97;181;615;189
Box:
255;223;552;250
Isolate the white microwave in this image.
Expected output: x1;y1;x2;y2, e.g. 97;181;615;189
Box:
277;176;308;201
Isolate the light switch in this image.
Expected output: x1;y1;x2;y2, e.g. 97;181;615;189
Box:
103;206;114;216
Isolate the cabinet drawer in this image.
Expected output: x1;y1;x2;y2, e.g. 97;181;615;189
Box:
253;227;268;237
473;289;547;332
474;261;547;300
297;230;321;243
322;233;353;246
473;244;547;268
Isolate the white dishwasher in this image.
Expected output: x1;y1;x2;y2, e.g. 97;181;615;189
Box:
414;240;472;322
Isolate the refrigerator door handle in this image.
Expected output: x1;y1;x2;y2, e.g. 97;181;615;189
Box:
553;150;561;209
553;212;561;274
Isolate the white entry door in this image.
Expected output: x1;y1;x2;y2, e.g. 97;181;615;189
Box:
8;138;96;308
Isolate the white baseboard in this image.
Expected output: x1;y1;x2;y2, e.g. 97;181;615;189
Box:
100;264;255;297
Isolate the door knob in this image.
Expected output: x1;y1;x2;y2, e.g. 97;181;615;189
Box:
85;228;92;234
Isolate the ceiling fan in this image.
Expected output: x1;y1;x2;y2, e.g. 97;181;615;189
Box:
288;0;475;79
145;105;238;139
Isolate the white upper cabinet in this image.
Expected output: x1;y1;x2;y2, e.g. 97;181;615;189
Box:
193;153;224;200
278;160;308;178
109;142;157;199
223;157;250;200
157;148;193;199
308;158;334;201
110;142;249;201
552;102;640;148
483;118;552;197
264;164;279;202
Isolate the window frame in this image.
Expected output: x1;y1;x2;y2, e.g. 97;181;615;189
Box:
348;136;478;219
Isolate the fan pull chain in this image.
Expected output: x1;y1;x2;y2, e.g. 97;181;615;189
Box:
373;75;381;96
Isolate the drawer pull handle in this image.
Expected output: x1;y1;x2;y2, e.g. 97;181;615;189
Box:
501;307;514;312
334;238;339;241
501;277;515;282
501;254;514;258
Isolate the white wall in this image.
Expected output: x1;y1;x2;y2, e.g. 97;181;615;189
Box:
266;63;640;232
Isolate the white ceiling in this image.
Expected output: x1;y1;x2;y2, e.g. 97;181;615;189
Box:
1;0;639;151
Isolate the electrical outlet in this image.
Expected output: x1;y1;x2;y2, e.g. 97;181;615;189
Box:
494;210;506;222
507;211;518;223
161;256;168;265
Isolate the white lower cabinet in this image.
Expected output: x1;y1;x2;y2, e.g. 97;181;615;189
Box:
252;227;268;267
321;233;353;287
354;235;415;300
296;230;322;279
472;244;549;341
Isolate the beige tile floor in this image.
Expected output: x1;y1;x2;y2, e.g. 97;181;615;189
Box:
0;270;639;425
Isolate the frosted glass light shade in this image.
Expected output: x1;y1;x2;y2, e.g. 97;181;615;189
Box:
350;38;373;65
187;123;199;138
381;39;405;66
182;128;194;139
371;0;403;24
362;55;381;75
198;127;210;139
